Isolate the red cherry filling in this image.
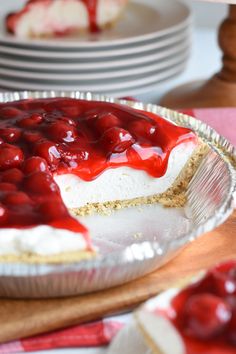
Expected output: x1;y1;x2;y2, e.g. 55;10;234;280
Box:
183;294;231;340
18;113;43;127
171;261;236;352
0;127;21;143
34;140;60;168
0;97;195;237
23;157;48;175
211;263;236;296
24;172;59;195
228;309;236;345
0;144;24;170
46;121;77;142
1;168;24;184
0;107;22;119
3;192;31;206
96;113;121;132
0;203;8;224
129;119;156;143
101;127;135;154
0;183;17;192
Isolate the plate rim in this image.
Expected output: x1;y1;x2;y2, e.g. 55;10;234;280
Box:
0;27;190;58
0;51;189;81
0;61;187;91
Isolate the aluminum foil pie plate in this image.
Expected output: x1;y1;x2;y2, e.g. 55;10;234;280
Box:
0;91;235;299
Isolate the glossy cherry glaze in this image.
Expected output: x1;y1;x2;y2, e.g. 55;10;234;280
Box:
0;97;195;242
170;261;236;353
7;0;99;34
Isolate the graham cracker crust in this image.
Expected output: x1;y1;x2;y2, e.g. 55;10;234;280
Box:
0;250;95;264
72;143;209;217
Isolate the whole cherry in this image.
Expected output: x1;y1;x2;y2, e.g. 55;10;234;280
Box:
34;140;61;168
0;127;21;143
23;156;49;175
18;113;43;128
1;168;24;185
183;293;232;340
212;264;236;296
96;113;121;133
46;121;77;143
3;192;31;206
101;127;135;154
24;172;59;195
0;106;22;119
0;144;24;170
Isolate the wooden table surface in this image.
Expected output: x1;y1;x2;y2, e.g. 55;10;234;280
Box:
0;211;235;343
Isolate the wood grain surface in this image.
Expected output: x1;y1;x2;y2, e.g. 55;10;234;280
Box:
0;211;235;343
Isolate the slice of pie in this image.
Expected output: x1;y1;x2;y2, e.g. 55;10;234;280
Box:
6;0;128;38
136;260;236;354
0;97;205;263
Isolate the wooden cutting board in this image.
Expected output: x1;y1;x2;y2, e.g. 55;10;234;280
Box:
0;211;236;343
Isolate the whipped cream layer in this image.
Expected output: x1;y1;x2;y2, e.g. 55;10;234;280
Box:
0;225;87;256
9;0;127;38
55;142;196;208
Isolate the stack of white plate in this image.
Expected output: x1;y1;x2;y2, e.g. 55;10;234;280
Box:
0;0;191;97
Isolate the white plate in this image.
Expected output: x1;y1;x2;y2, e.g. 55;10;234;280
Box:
0;30;190;59
0;51;188;81
0;0;191;48
0;27;190;58
0;40;190;70
0;62;187;93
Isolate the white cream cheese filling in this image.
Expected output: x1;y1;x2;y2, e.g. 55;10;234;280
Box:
0;141;197;256
136;289;186;354
14;0;127;38
55;142;196;208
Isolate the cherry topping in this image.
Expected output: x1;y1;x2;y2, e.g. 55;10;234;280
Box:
0;127;21;143
3;192;31;206
228;309;236;345
24;172;59;195
96;113;120;132
34;140;60;168
18;113;43;127
60;105;82;118
0;144;24;170
23;157;48;175
60;116;76;126
0;107;22;119
1;168;24;184
212;264;236;296
22;130;43;143
0;183;17;192
129;119;156;140
101;127;135;154
0;203;8;224
183;294;232;340
38;199;68;222
46;121;77;142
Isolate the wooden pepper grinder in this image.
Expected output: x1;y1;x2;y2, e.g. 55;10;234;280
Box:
160;4;236;108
